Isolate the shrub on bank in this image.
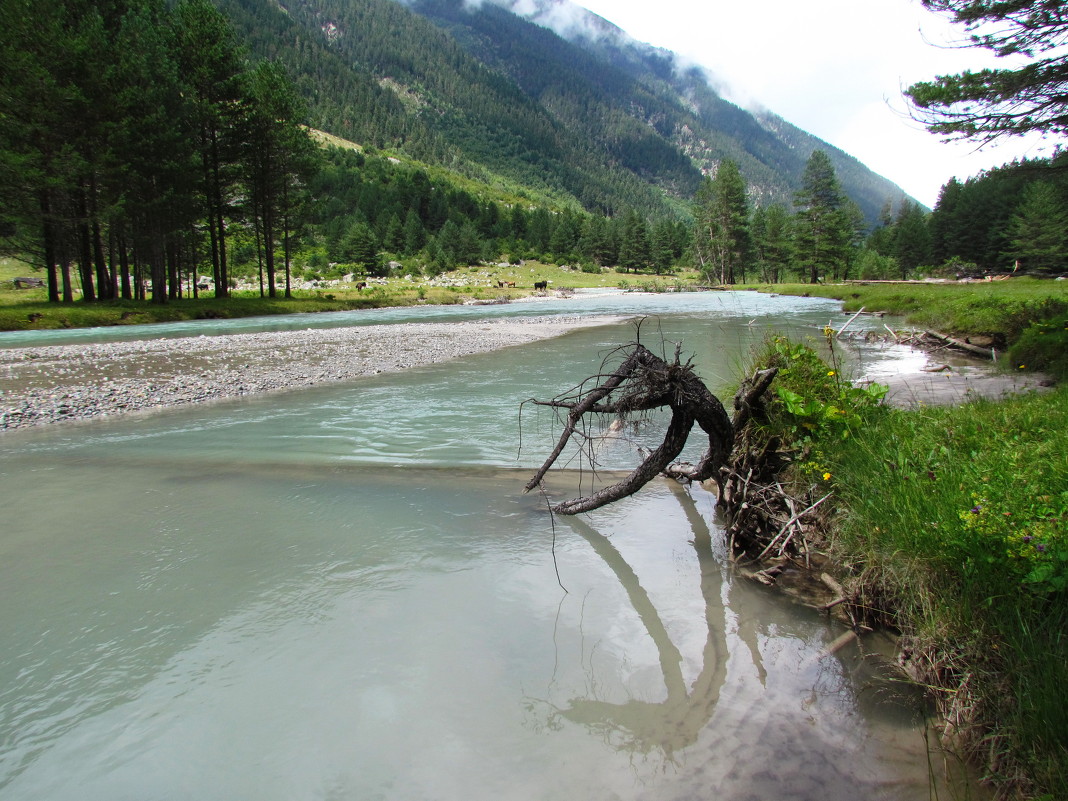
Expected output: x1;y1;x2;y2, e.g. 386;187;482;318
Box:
752;333;887;485
1008;312;1068;381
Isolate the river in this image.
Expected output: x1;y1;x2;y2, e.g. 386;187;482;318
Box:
0;291;970;800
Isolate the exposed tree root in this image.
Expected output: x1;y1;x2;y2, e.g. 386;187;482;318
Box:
524;342;842;607
524;342;732;515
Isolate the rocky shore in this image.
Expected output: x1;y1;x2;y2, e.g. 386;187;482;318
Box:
0;316;612;430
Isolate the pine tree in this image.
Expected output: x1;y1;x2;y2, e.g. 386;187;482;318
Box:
172;0;248;298
243;60;315;297
693;160;751;285
893;200;932;278
618;210;652;273
751;203;792;283
930;177;964;265
793;150;851;284
1008;181;1068;273
338;221;375;272
402;208;426;255
650;219;677;275
907;1;1068;144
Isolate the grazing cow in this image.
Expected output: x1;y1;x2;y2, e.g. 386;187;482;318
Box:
355;281;367;291
12;276;44;289
534;280;548;291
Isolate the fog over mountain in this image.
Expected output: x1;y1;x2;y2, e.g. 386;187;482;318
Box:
227;0;912;221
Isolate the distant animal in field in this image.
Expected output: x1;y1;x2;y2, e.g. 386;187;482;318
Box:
534;280;548;291
12;276;44;289
355;281;367;291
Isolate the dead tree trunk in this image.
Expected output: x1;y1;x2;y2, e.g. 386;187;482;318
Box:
524;343;733;515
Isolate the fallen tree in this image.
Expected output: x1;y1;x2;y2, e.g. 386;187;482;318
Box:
523;342;733;514
525;338;852;578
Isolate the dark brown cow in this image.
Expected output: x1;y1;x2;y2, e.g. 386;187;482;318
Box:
534;280;548;290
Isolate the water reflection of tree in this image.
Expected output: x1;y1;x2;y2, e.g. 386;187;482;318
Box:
546;485;747;758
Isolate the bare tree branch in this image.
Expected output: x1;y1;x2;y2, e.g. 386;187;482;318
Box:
525;343;733;514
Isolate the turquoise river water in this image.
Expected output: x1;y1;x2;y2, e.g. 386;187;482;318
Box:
0;291;971;800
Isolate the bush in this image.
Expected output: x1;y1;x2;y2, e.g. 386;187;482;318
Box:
1008;312;1068;381
758;334;888;483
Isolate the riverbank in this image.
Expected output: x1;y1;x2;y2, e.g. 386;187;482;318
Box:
827;385;1067;800
0;315;615;430
733;333;1066;800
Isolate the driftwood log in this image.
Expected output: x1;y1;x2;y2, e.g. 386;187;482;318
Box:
524;343;733;515
836;326;1000;361
524;340;830;563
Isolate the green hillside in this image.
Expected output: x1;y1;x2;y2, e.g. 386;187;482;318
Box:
220;0;912;222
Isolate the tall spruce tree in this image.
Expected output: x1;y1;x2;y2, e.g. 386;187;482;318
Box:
692;159;750;285
1008;181;1068;272
618;210;652;273
172;0;248;298
793;150;851;283
243;60;315;298
751;203;792;283
893;200;933;278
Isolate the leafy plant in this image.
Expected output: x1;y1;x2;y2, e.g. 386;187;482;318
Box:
764;334;887;448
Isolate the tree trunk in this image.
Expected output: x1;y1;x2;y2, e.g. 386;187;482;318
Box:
526;343;733;515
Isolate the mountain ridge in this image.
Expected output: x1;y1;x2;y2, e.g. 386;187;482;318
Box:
223;0;911;222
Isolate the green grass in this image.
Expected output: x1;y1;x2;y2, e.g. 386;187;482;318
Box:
0;282;473;331
738;327;1067;796
825;388;1068;798
742;279;1068;346
741;278;1068;387
0;259;703;332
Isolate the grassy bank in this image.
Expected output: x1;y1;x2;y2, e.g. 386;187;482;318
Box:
750;325;1067;799
0;259;687;332
742;279;1068;381
0;287;476;331
825;387;1067;798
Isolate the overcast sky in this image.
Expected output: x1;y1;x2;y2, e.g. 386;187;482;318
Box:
571;0;1052;208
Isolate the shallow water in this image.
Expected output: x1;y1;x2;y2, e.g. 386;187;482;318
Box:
0;293;968;800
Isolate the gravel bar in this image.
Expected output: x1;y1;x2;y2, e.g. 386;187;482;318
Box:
0;316;615;431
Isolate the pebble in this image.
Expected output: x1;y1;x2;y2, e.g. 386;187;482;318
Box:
0;316;610;431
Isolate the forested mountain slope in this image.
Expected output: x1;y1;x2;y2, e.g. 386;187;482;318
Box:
219;0;910;222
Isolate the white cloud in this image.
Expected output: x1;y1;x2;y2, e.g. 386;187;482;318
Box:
568;0;1057;206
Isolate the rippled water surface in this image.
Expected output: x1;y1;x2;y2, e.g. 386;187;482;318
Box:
0;293;965;800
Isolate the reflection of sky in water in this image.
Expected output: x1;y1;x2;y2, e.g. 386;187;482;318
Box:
0;292;976;800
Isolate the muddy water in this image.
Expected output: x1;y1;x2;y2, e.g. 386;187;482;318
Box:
0;293;975;800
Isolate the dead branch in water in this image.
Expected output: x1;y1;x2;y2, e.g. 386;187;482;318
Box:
837;327;1000;361
524;342;732;515
524;342;833;575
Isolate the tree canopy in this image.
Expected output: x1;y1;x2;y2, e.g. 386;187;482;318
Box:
906;0;1068;143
